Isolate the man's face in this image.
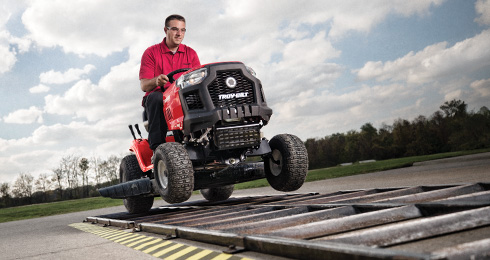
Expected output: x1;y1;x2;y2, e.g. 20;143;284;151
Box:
165;19;186;47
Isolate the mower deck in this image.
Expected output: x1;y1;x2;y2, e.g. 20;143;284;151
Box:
99;162;266;199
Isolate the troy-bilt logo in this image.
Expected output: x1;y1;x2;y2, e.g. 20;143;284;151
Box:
219;92;248;100
225;77;237;88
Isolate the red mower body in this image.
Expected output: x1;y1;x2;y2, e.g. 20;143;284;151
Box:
129;139;153;172
129;66;204;172
162;79;185;131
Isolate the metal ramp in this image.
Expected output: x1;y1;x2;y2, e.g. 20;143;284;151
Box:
86;182;490;259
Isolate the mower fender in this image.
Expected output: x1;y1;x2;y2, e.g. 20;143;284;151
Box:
129;139;153;172
163;84;184;130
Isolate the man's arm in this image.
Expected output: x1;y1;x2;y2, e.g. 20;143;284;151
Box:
140;74;170;92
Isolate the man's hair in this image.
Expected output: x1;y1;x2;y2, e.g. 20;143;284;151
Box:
165;14;186;27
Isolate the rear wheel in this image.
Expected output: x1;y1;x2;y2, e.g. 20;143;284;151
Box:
120;155;154;214
154;142;194;203
200;185;234;201
265;134;308;191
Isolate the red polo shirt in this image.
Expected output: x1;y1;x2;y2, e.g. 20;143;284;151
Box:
139;38;201;97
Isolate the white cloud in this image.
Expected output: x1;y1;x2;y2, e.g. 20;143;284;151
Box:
19;0;445;60
7;34;31;54
263;82;427;140
0;42;16;74
43;60;141;123
39;64;96;85
29;84;50;93
355;29;490;84
0;1;31;74
258;31;343;104
475;0;490;25
3;106;43;124
464;78;490;108
470;78;490;97
444;89;463;101
0;31;17;74
298;0;444;39
21;0;167;57
215;0;444;39
0;120;130;183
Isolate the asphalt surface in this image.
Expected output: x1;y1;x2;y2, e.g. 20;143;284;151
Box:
1;152;489;260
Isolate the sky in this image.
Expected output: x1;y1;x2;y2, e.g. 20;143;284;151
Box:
0;0;489;184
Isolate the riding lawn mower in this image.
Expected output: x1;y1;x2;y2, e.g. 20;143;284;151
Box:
98;61;308;214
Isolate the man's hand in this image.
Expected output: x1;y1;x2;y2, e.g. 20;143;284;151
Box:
140;74;170;92
156;74;169;87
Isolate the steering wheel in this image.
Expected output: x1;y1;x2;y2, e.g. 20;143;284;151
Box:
167;68;190;84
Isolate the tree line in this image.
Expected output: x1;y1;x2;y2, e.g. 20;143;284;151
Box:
305;99;490;169
0;155;123;208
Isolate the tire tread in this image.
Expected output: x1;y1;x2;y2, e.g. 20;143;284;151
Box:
265;134;308;191
120;155;154;214
155;143;194;203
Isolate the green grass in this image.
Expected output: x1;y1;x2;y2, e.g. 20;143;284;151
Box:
0;197;123;223
1;148;488;223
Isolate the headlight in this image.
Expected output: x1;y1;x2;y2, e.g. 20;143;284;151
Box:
246;66;256;77
176;68;208;89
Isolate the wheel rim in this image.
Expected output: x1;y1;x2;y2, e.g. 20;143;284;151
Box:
269;149;282;176
157;160;168;189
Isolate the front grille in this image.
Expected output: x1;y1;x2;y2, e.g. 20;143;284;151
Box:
184;91;204;110
214;124;261;150
208;70;255;108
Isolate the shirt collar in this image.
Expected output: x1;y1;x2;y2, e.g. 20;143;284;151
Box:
161;38;185;53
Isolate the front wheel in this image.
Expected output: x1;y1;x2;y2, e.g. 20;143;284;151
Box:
265;134;308;192
120;155;154;214
200;185;234;201
153;142;194;203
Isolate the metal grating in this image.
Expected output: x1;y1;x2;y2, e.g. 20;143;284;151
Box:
208;70;255;108
213;124;261;150
87;182;490;259
184;91;204;110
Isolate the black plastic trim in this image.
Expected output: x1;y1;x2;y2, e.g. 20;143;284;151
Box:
179;62;273;135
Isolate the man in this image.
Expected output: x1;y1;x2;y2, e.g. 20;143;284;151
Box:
139;14;201;151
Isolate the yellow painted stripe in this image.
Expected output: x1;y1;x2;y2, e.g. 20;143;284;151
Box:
152;243;184;257
93;229;117;235
90;229;113;234
70;223;249;260
108;233;134;241
133;238;163;250
165;245;198;260
94;231;115;237
186;249;214;260
212;253;233;260
103;232;127;239
113;233;139;243
142;240;172;253
124;236;154;247
120;235;151;245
